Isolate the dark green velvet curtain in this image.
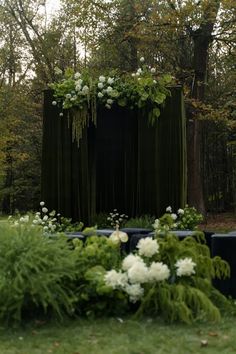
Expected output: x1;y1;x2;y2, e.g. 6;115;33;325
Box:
41;87;186;223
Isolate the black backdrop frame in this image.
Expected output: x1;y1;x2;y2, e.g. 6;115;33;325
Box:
41;87;187;224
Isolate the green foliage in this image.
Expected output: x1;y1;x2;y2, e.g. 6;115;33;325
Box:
177;205;204;230
0;223;77;324
72;236;127;316
124;215;155;229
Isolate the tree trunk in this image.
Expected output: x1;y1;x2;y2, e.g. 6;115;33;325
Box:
187;1;220;215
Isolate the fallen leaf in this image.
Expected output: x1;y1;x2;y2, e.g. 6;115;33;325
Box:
208;332;218;337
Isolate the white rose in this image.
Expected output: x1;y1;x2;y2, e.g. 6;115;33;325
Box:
107;77;114;84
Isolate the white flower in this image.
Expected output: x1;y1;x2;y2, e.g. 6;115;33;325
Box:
74;72;81;79
99;75;106;83
131;73;136;77
82;85;89;94
122;254;144;271
166;206;172;213
33;219;38;224
36;211;41;216
171;213;177;220
75;84;81;91
70;96;76;101
109;230;128;243
75;79;83;86
59;112;63;117
153;80;157;84
148;262;170;282
106;86;113;93
128;262;149;284
104;270;128;289
140;57;145;62
107;77;114;84
138;78;141;81
137;237;159;258
107;98;113;105
98;82;104;89
97;92;103;98
178;208;184;215
175;258;196;277
105;104;111;109
137;68;142;74
43;226;48;231
151;67;156;73
14;221;19;227
42;207;48;213
52;101;57;106
43;215;48;221
124;283;144;303
152;219;160;230
20;215;29;223
66;94;71;99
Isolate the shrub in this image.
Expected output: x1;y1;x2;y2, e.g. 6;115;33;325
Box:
0;223;77;324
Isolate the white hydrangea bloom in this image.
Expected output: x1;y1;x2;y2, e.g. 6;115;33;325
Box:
166;206;172;212
128;261;149;284
140;57;145;62
171;213;177;220
122;254;144;271
52;101;57;106
42;207;48;213
105;104;111;109
98;82;104;89
151;67;156;73
175;258;196;277
137;68;142;74
124;283;144;303
104;270;128;289
178;208;184;215
148;262;170;282
137;237;159;258
40;201;45;206
43;215;48;221
66;93;71;99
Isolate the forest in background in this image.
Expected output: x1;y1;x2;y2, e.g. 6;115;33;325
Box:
0;0;235;215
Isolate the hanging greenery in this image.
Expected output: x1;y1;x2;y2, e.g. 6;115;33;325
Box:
50;59;173;144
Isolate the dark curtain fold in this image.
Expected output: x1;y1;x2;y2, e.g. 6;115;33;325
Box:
41;87;186;224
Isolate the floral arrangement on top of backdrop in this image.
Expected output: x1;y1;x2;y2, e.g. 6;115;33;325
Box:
50;58;173;144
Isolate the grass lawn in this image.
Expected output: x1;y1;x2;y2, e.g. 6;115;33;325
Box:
1;316;236;354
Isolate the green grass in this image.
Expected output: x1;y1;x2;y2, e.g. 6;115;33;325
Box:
1;316;236;354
